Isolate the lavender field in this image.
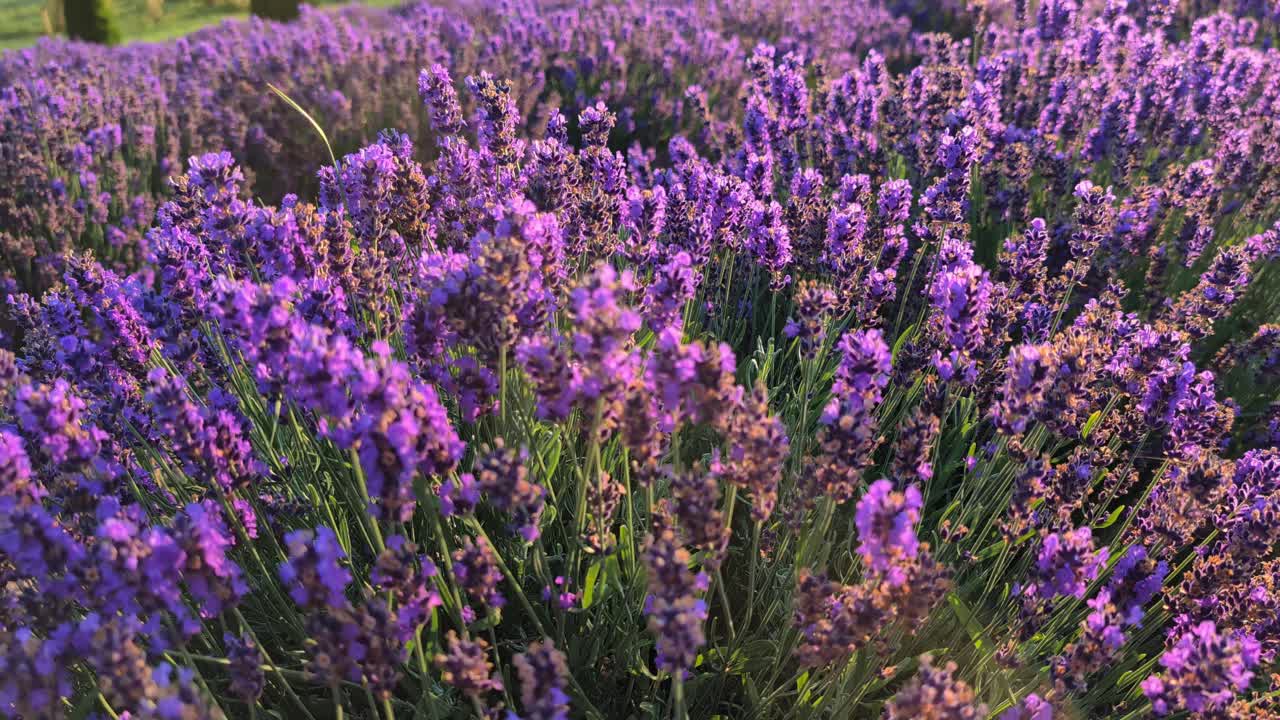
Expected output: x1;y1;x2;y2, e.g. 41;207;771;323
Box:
3;1;1280;718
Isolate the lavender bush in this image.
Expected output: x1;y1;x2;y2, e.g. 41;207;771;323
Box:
3;1;1280;718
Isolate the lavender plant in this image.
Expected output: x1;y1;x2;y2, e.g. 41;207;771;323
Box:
4;1;1280;719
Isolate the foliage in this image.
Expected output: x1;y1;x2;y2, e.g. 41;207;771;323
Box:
63;0;121;44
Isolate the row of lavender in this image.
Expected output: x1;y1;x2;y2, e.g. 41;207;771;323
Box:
5;0;1280;718
0;0;916;296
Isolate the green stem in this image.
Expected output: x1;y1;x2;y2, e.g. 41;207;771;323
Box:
571;399;606;580
97;694;121;720
499;345;509;427
671;673;688;720
624;452;640;579
466;520;606;720
743;520;763;630
713;568;737;644
428;512;470;636
350;448;387;553
232;610;322;720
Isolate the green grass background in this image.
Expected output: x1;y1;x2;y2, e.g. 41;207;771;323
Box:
0;0;399;49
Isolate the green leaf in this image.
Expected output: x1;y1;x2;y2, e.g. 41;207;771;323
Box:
797;670;813;704
975;539;1007;561
582;560;603;608
948;593;986;651
1081;410;1103;439
413;474;432;505
605;554;623;592
266;83;337;168
892;323;917;360
470;609;501;632
69;691;98;720
947;593;1014;697
618;523;634;569
743;676;764;709
737;639;778;675
541;438;562;478
1096;505;1126;529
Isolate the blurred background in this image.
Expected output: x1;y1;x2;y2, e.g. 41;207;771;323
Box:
0;0;399;49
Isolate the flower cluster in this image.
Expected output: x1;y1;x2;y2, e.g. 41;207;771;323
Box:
1142;622;1261;717
643;506;710;675
883;654;987;719
809;329;892;505
5;0;1280;717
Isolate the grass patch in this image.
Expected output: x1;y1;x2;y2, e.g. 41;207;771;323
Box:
0;0;401;49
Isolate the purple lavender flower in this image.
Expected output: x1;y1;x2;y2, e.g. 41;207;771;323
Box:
350;595;408;700
809;329;891;505
1107;546;1167;626
440;471;482;518
793;570;878;668
669;468;730;566
744;199;793;289
187;151;245;204
13;379;104;472
646;327;742;433
1023;527;1108;605
928;260;993;374
823;200;869;282
224;632;265;704
0;625;76;717
855;480;923;585
643;506;709;675
452;536;506;619
419;64;466;136
518;264;642;424
0;430;43;509
1142;622;1260;716
999;694;1054;720
83;502;196;634
641;250;699;334
473;440;545;542
884;654;987;719
279;527;351;610
352;343;464;524
173;501;247;619
1000;218;1049;304
582;471;625;556
713;382;790;522
541;576;578;611
146;368;263;493
1053;587;1132;692
622;185;668;262
513;640;572;720
784;281;840;354
891;401;939;487
372;535;442;638
993;344;1055;435
437;631;503;700
0;505;84;591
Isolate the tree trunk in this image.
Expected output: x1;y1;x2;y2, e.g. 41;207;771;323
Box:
64;0;122;44
250;0;299;21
